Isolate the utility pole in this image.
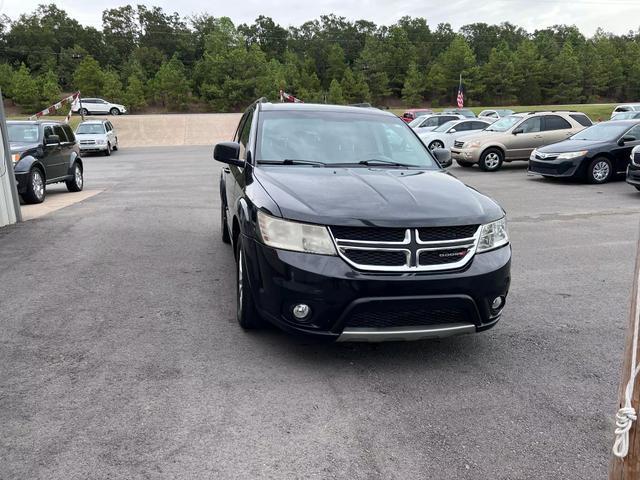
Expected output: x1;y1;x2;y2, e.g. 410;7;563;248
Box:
610;227;640;479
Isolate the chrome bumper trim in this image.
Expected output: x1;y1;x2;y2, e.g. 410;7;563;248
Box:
336;323;476;342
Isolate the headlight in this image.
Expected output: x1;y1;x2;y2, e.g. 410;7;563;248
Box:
465;140;482;148
631;146;640;166
530;149;537;160
96;139;106;145
11;153;21;164
257;211;337;255
556;150;588;160
477;217;509;253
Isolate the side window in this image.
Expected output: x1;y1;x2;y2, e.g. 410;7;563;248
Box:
422;117;440;127
238;108;254;159
624;125;640;141
43;126;54;141
63;125;75;142
472;121;488;130
234;113;248;143
519;117;542;133
105;122;112;132
569;114;592;127
53;125;68;142
544;115;572;131
454;122;471;131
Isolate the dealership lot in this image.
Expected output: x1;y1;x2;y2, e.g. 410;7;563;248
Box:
1;146;638;479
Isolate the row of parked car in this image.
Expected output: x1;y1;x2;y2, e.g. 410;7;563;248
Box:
401;106;640;186
6;118;120;204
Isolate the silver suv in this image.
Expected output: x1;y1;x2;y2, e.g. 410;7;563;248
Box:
450;111;592;171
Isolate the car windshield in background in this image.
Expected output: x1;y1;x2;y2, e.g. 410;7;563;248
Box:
613;112;640;120
434;121;458;132
571;123;630;141
486;115;522;132
257;111;439;169
7;124;39;143
496;109;515;116
76;124;106;134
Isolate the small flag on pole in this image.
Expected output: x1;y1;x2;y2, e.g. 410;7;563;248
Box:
457;74;464;109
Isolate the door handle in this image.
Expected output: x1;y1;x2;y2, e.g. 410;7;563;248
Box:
222;167;231;173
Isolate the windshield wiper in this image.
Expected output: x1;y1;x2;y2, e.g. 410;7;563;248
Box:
356;159;414;167
258;159;326;166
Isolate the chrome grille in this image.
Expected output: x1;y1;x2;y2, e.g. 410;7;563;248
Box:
330;226;480;272
80;140;96;145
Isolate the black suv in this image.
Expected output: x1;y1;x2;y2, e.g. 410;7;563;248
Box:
7;121;84;204
215;101;511;342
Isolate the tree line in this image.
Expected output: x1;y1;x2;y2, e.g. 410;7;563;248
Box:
1;4;640;114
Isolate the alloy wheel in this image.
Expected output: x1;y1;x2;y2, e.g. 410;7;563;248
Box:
592;161;610;182
484;153;500;169
429;140;444;151
32;171;44;200
75;165;83;189
237;249;244;317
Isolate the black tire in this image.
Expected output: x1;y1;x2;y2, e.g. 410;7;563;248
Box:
66;163;84;192
112;138;118;151
456;159;474;168
221;204;231;244
478;148;504;172
103;143;112;156
236;236;263;329
586;156;613;184
22;168;46;204
428;140;445;151
79;108;89;116
110;108;120;116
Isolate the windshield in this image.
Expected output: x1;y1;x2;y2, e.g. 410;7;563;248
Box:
76;123;105;134
571;123;630;141
256;111;439;169
613;112;639;120
496;110;515;116
434;121;458;133
7;124;40;143
486;115;522;132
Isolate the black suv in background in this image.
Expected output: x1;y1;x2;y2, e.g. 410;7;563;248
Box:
7;121;84;204
215;101;511;342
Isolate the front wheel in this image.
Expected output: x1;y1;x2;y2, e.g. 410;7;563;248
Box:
103;143;112;156
22;168;46;204
236;237;263;329
79;108;89;116
66;163;84;192
428;140;445;151
587;157;612;184
110;108;120;116
479;148;504;172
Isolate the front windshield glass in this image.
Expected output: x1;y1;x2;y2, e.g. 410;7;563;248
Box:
257;110;439;169
76;123;106;134
7;124;40;143
486;115;522;132
571;123;629;141
434;121;457;133
496;109;515;116
613;112;637;120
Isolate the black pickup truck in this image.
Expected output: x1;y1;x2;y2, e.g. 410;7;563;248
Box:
215;101;511;342
7;120;84;204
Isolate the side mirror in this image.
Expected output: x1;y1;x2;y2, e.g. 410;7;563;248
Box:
433;148;452;168
621;136;636;146
213;141;244;167
449;128;457;133
512;128;523;135
45;135;60;145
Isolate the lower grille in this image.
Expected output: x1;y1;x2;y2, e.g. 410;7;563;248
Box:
345;299;474;329
344;249;407;266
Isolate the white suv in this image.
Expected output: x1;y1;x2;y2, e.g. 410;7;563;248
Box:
75;120;119;156
73;98;127;116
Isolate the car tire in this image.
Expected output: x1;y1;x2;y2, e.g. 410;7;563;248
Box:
110;108;120;116
112;138;118;151
236;236;263;329
456;160;474;168
429;140;445;151
22;168;46;204
104;143;112;156
221;204;231;244
66;163;84;192
79;108;89;116
587;157;613;184
479;148;504;172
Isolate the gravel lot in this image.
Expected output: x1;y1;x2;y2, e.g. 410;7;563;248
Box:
1;146;638;479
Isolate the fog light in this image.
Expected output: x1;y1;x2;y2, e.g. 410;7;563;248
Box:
491;296;504;311
292;304;311;320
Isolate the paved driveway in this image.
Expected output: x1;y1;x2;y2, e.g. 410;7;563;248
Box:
1;148;637;479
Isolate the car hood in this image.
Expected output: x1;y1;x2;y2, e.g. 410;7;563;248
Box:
537;138;609;153
456;130;502;144
9;142;40;154
253;166;504;227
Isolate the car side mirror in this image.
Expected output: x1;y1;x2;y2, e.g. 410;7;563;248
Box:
45;135;60;145
213;141;245;167
449;128;457;133
620;136;636;146
512;128;523;135
433;148;452;168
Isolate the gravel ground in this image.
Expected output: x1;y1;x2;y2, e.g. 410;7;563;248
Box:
0;146;638;479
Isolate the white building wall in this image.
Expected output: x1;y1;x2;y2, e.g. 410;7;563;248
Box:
0;103;20;227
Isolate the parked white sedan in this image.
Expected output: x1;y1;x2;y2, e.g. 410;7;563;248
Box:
411;114;465;134
418;119;492;151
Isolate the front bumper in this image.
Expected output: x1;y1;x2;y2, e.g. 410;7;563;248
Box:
626;164;640;185
451;147;481;163
242;236;511;341
528;157;584;177
79;144;108;153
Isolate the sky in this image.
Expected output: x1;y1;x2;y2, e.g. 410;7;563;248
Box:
2;0;640;36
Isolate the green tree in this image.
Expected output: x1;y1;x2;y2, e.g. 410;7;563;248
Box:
512;40;543;105
356;37;390;102
73;55;104;96
401;63;423;106
102;70;123;102
326;44;346;87
11;63;40;111
123;75;147;112
482;42;517;104
0;63;15;98
544;42;583;103
327;79;344;104
37;69;62;105
152;55;191;110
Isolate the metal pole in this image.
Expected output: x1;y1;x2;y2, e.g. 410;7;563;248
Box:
0;88;23;223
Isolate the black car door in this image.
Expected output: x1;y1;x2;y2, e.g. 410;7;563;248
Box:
613;124;640;173
41;125;64;180
52;124;71;178
232;107;255;204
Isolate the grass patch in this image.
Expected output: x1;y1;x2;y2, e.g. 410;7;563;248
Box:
390;103;617;121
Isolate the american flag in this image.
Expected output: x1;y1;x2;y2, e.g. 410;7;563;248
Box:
456;75;464;109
